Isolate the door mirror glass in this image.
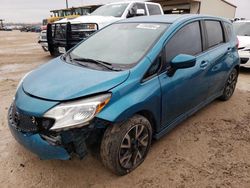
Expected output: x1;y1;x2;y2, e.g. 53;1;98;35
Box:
170;54;196;69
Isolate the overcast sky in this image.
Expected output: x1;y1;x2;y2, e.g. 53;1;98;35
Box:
0;0;249;23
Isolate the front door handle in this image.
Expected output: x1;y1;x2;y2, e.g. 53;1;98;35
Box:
200;61;209;69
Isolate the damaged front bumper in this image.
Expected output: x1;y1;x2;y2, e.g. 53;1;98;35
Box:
8;123;70;160
8;104;106;160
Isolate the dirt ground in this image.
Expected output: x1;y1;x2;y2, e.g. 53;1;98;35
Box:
0;31;250;188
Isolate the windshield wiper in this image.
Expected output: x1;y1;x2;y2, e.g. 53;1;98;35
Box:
72;57;122;71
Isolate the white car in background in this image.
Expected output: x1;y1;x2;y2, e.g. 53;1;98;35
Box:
38;30;48;51
233;20;250;68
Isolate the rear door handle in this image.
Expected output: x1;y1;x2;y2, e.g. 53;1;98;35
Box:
200;60;209;69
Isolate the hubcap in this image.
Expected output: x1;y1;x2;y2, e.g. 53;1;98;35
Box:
119;124;149;169
225;70;237;97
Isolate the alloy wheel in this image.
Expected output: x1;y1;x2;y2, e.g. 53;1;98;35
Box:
225;69;237;98
119;124;150;170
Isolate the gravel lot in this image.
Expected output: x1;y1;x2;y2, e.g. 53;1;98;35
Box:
0;31;250;188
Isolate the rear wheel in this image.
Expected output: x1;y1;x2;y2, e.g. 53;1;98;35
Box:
100;115;152;175
219;68;238;101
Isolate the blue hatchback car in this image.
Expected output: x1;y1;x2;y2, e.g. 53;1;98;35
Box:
8;15;239;175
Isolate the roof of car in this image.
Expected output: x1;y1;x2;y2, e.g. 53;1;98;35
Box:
234;20;250;23
118;14;230;24
108;1;157;5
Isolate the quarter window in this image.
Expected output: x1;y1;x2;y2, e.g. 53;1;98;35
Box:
165;21;202;64
147;4;162;15
205;21;224;48
224;22;233;42
143;56;162;80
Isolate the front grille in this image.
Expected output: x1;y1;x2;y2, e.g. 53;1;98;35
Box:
52;23;96;44
41;35;47;40
71;30;95;41
54;24;67;40
9;104;55;133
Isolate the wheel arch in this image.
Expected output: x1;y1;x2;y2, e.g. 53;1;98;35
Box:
136;110;157;134
234;65;240;74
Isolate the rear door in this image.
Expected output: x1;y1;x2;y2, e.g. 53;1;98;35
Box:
203;20;235;98
158;21;210;127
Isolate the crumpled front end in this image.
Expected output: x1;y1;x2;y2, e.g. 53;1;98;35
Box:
8;103;107;160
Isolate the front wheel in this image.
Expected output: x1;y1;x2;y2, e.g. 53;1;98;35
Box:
219;68;238;101
100;115;152;175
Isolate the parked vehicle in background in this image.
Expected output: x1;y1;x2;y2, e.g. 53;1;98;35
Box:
20;25;41;33
47;1;164;56
39;5;101;53
2;26;12;31
233;20;250;68
38;30;48;51
8;15;239;175
42;5;101;28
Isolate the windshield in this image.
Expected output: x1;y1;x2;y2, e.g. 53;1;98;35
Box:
91;3;129;17
69;23;169;68
233;22;250;36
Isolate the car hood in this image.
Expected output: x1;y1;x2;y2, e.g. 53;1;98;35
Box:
22;58;130;101
55;15;121;25
238;36;250;49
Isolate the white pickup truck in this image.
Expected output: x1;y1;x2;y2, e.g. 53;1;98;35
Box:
47;1;164;56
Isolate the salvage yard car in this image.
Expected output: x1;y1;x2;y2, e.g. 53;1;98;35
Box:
47;1;164;56
233;20;250;68
38;30;48;52
8;15;239;175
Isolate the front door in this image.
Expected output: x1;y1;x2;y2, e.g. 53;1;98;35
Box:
158;21;209;128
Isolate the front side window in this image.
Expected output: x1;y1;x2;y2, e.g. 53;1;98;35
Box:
205;21;224;48
233;22;250;36
91;3;129;17
70;23;169;68
165;21;202;64
147;4;162;15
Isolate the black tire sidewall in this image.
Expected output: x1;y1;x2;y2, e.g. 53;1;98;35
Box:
100;115;152;175
220;68;238;101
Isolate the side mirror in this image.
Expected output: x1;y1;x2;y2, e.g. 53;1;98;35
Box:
170;54;196;69
136;9;145;16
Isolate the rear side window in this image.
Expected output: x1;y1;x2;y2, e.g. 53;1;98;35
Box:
147;4;162;15
224;22;233;42
165;21;202;64
205;21;224;48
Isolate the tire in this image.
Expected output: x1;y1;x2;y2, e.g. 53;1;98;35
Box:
219;68;238;101
49;49;60;57
100;115;152;176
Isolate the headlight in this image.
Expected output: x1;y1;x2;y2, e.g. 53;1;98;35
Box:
85;23;97;30
44;93;111;131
